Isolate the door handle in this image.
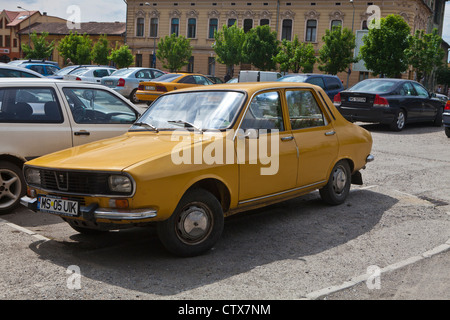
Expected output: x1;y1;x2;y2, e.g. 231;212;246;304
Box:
74;131;90;136
281;136;294;141
325;131;336;136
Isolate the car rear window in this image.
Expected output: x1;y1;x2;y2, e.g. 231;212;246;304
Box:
350;79;397;93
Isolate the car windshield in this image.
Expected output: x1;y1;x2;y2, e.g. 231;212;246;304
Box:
70;68;89;76
54;66;77;76
349;79;397;93
132;91;245;131
277;75;309;83
110;68;136;77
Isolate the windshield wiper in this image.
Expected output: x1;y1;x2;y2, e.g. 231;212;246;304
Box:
133;121;159;133
168;120;204;133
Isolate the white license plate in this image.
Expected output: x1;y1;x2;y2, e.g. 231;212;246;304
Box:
38;195;79;217
349;97;366;103
104;81;113;85
145;86;156;91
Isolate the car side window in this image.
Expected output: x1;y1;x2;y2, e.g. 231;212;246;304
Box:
400;82;416;96
21;71;40;78
240;91;284;131
179;75;196;84
306;77;326;90
46;66;59;75
0;68;21;77
286;90;327;130
0;87;63;123
136;70;151;79
324;77;343;90
62;88;138;124
153;71;164;78
193;75;212;85
412;83;429;98
93;69;109;78
29;65;44;74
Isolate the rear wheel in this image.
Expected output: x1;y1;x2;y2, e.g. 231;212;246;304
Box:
433;107;443;127
0;161;25;215
129;89;139;104
157;189;224;257
319;160;351;205
390;110;406;131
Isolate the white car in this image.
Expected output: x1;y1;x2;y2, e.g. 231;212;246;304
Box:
0;78;146;214
63;66;117;83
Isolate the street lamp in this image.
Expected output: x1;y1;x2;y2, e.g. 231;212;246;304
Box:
346;0;355;89
17;6;31;48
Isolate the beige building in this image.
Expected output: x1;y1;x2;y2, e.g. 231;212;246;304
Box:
125;0;446;86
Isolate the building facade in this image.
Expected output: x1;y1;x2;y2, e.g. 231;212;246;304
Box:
125;0;446;86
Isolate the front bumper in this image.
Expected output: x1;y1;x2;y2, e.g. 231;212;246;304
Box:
20;196;157;222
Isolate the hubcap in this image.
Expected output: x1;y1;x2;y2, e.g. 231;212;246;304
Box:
397;112;405;129
332;166;347;195
176;204;212;244
0;169;21;209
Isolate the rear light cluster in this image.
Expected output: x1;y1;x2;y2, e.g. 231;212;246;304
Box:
333;93;341;107
138;84;144;90
75;77;82;81
373;94;389;107
445;100;450;111
117;78;126;87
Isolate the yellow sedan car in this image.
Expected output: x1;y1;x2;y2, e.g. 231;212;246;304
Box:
21;82;374;257
136;73;214;104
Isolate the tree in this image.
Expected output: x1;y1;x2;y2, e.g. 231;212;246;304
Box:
275;35;316;73
92;34;110;66
212;24;245;78
242;25;279;71
21;31;55;60
405;28;445;89
318;25;358;75
57;31;92;65
360;14;411;78
108;44;134;68
156;33;192;72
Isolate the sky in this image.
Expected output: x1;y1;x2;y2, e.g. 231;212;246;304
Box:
4;0;450;44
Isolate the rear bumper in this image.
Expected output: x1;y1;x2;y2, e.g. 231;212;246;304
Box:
338;106;396;124
443;112;450;127
20;196;157;222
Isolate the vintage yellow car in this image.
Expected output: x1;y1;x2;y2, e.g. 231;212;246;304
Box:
21;82;373;257
135;72;214;104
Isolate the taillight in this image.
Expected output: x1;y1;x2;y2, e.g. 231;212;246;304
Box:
333;92;341;107
75;77;82;81
445;100;450;111
138;84;144;90
156;86;167;92
117;78;125;87
373;94;389;107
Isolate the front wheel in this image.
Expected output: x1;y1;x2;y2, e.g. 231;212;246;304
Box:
319;160;351;206
445;127;450;138
157;189;224;257
0;161;25;215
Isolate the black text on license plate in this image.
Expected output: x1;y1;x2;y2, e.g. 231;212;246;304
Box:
38;196;79;217
104;81;113;85
349;97;366;103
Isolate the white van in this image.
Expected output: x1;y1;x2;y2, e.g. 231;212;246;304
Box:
238;71;281;82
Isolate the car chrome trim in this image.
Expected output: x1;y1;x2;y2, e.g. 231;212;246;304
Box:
366;154;375;163
238;180;327;205
93;208;157;220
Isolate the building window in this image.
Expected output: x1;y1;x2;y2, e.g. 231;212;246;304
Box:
305;20;317;42
243;19;253;33
359;72;369;82
208;57;216;76
150;18;158;37
260;19;270;26
136;18;145;37
331;20;342;29
228;18;237;27
208;18;218;39
5;35;10;47
362;20;368;30
0;36;3;47
13;39;18;48
187;18;196;38
171;18;179;36
282;19;292;40
187;56;194;72
135;54;142;67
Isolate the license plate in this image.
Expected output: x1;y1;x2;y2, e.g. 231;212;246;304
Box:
38;195;79;217
349;97;366;103
145;86;156;91
104;81;113;86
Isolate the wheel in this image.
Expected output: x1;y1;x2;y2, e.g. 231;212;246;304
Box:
0;161;25;214
319;160;351;206
157;188;224;257
445;127;450;138
433;107;443;127
390;110;406;131
129;89;139;104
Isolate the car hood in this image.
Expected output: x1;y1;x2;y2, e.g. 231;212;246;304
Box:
26;131;227;172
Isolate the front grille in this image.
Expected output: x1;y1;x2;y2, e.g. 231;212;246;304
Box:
38;169;125;196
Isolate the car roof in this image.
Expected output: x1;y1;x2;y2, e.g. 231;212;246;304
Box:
0;63;45;77
0;78;111;86
281;73;339;78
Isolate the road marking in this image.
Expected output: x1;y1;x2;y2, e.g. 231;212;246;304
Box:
0;218;50;242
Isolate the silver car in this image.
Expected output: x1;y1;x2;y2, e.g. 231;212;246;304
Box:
0;63;44;78
101;67;165;103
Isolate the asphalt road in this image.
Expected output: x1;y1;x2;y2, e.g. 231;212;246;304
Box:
0;121;449;302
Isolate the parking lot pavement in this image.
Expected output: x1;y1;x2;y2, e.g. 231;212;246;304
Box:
0;122;449;300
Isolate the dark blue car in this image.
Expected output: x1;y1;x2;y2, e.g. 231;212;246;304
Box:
277;73;344;100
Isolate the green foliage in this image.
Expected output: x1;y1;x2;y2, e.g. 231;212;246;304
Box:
274;35;316;73
57;31;92;65
21;31;55;60
436;66;450;86
92;35;111;66
212;24;245;77
242;25;279;71
156;33;193;72
360;14;411;78
108;44;134;69
318;25;358;75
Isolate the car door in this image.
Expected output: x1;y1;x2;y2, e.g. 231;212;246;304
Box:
411;82;436;119
285;88;339;187
237;90;298;202
58;85;139;145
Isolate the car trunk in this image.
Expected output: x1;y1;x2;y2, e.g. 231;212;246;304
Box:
339;92;378;109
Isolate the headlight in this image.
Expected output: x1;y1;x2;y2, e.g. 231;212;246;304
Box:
24;168;40;185
108;175;132;193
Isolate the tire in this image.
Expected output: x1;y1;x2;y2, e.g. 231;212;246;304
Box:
433;107;443;127
319;160;351;206
157;188;224;257
390;110;406;131
0;161;25;215
445;127;450;138
129;89;139;104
